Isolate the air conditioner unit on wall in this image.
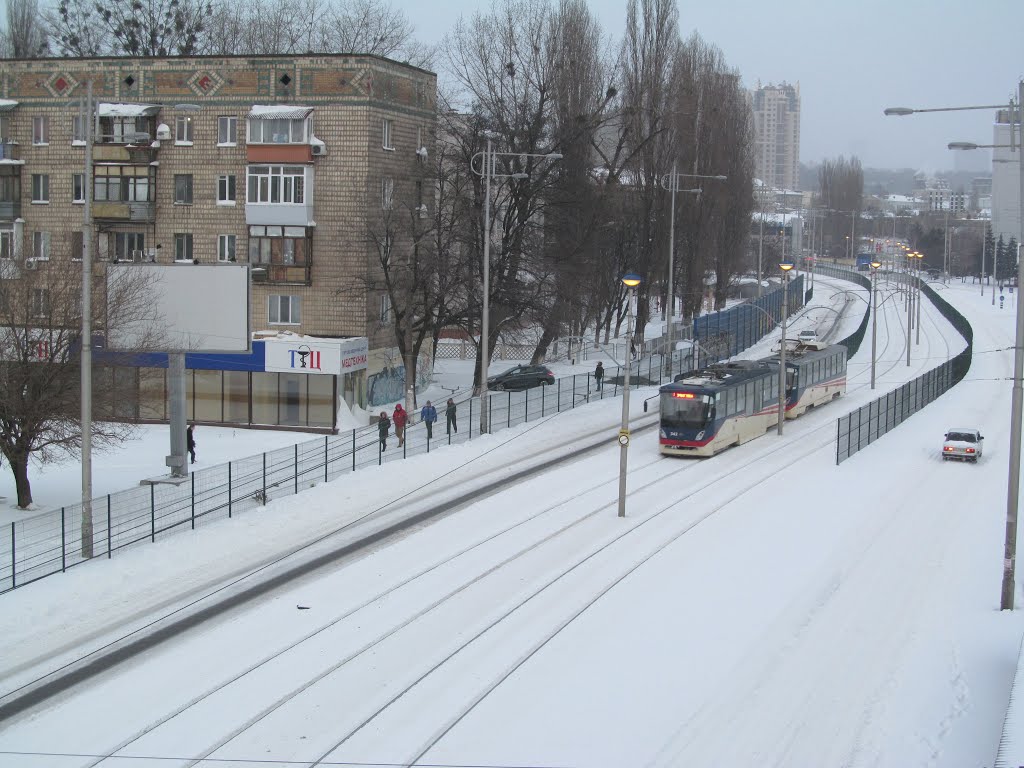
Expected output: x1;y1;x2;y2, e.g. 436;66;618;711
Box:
24;258;38;270
311;143;326;156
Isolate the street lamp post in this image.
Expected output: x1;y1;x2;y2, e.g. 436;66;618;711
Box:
870;258;882;388
889;80;1024;609
618;272;643;518
777;258;794;435
915;251;924;345
79;81;94;558
471;138;561;434
660;164;725;380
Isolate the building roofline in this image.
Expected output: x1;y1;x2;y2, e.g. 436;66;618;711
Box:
1;52;436;77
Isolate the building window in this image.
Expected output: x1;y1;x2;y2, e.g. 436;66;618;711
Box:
269;295;301;324
175;116;194;144
218;234;236;262
381;177;394;210
248;235;308;265
380;293;392;323
31;288;50;317
32;116;49;145
73;173;85;203
0;115;9;141
114;232;145;261
94;166;154;202
382;118;393;150
218;116;237;145
247;118;307;144
174;233;194;261
174;174;193;204
72;115;86;143
98;115;150;144
218;174;237;204
31;174;49;203
0;230;13;259
32;231;50;260
71;231;83;261
246;166;305;204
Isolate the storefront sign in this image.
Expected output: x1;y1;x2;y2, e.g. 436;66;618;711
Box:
263;336;368;375
338;336;369;372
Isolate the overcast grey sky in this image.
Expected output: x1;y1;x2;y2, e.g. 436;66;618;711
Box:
398;0;1023;172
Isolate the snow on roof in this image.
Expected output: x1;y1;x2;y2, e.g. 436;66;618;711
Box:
248;105;314;120
310;134;325;147
98;103;161;118
0;99;18;112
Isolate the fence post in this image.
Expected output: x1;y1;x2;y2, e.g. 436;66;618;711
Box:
228;462;233;518
191;473;195;530
325;436;329;482
107;496;112;558
403;430;407;459
542;383;545;415
836;418;840;464
294;444;299;494
263;452;267;500
469;397;473;439
150;484;155;543
557;378;562;411
379;437;383;466
10;522;14;589
507;391;511;427
572;375;577;408
525;388;529;422
352;429;356;472
61;507;66;572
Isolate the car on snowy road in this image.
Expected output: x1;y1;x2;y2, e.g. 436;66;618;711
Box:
942;428;984;462
487;364;555;391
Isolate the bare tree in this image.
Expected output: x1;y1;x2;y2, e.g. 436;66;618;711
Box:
49;0;212;56
0;261;160;508
1;0;48;58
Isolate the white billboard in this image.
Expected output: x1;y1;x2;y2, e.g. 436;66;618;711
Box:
106;264;251;353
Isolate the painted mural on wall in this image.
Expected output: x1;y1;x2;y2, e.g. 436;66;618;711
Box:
366;343;436;407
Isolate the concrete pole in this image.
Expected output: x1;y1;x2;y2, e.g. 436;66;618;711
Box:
1001;80;1024;610
618;287;636;518
757;210;764;298
871;266;878;389
666;161;676;381
167;353;188;477
80;80;94;558
777;271;789;436
916;255;922;345
906;260;913;366
479;137;492;435
982;231;987;296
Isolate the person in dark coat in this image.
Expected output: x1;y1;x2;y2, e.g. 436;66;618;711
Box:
445;398;458;435
186;424;196;464
594;361;604;391
377;411;391;451
420;400;437;440
392;403;408;446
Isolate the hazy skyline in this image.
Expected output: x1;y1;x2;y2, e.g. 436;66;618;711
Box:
398;0;1022;172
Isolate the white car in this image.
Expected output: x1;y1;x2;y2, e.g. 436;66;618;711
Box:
942;428;984;463
798;329;818;343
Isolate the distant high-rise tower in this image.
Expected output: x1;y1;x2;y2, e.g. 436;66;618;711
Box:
750;82;801;191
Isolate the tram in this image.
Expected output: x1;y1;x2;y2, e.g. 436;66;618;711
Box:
656;342;847;457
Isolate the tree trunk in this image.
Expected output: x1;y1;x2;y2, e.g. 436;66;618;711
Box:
12;452;32;508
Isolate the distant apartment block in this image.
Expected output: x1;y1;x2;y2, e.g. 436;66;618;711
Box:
749;82;801;192
992;108;1022;243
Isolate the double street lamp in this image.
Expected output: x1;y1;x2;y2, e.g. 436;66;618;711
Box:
777;258;794;435
471;136;561;434
660;163;726;380
618;272;643;518
886;80;1024;609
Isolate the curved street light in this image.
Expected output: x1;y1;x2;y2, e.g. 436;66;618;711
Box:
870;258;882;389
618;272;643;518
470;138;562;434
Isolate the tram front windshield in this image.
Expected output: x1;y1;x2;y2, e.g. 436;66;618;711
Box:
661;391;712;428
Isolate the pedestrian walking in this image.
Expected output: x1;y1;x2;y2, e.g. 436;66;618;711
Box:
594;361;604;391
377;411;391;451
420;400;437;440
392;403;408;446
445;398;458;435
186;424;197;464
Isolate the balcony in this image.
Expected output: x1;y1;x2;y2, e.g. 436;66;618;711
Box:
250;263;311;285
0;141;21;162
93;144;157;164
92;201;156;223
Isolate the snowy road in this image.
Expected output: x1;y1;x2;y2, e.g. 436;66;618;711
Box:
2;274;1023;768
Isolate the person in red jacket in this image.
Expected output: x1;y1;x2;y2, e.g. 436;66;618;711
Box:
392;403;408;447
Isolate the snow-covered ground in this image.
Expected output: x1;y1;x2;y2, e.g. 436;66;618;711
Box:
2;273;1023;768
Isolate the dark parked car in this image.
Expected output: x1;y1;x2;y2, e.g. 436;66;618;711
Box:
487;364;555;391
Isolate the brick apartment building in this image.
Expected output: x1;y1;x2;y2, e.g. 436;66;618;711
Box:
0;54;436;430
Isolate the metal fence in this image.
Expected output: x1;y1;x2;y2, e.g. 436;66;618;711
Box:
835;276;973;464
0;280;804;593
